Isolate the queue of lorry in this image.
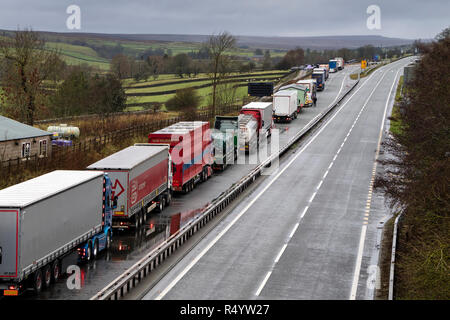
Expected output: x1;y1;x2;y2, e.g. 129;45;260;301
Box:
0;57;344;297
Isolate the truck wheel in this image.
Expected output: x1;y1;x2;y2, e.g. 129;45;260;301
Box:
51;260;61;283
43;265;52;289
86;241;92;261
105;231;112;250
166;192;172;206
142;208;147;222
33;269;43;294
138;210;144;226
93;240;99;259
134;214;140;229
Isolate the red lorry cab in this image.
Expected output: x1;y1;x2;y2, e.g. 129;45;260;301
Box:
149;122;213;192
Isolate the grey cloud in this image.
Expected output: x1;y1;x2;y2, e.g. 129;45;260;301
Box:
0;0;448;39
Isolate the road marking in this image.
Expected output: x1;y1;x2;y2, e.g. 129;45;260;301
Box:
316;180;323;190
255;271;272;296
289;222;300;238
349;67;402;300
274;244;288;263
309;192;317;203
300;206;309;219
154;65;381;300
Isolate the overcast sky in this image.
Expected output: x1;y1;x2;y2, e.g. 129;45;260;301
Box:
1;0;448;39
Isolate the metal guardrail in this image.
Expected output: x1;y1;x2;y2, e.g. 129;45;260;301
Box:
90;74;360;301
388;213;402;300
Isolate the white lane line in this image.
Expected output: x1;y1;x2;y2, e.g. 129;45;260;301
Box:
289;222;300;238
316;180;323;190
349;224;368;299
300;206;309;219
255;271;272;296
309;192;317;203
154;63;384;300
274;244;288;264
349;67;402;300
322;170;329;179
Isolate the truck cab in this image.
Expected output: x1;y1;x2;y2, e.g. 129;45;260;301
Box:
78;174;114;262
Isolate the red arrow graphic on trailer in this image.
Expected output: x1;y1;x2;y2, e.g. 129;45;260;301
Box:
111;179;125;198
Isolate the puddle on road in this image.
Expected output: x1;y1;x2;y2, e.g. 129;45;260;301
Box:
18;205;210;300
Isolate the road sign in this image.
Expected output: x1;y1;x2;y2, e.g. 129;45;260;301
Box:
248;82;274;97
361;60;367;69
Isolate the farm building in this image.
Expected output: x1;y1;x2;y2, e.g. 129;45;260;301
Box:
0;115;52;163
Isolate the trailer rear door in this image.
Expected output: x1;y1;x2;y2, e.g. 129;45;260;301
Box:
0;210;19;279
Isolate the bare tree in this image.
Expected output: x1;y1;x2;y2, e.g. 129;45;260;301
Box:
207;32;236;115
0;28;61;125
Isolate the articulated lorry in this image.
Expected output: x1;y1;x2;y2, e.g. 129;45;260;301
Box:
87;144;172;230
335;57;345;70
214;116;240;160
240;102;273;142
312;68;326;91
0;170;114;296
329;59;338;73
279;83;308;113
319;64;330;79
273;90;298;123
212;131;234;171
238;114;258;154
296;79;317;106
148;122;213;193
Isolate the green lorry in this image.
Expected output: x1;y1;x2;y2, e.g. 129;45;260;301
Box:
213;116;240;170
278;84;308;112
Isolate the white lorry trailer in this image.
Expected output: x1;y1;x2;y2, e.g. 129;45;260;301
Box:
238;114;258;154
239;102;273;141
273;90;298;122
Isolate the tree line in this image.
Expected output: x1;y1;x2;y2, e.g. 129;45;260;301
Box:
275;44;414;69
374;27;449;299
0;29;127;125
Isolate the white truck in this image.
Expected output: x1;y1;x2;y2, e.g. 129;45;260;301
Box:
335;57;345;70
238;114;258;154
239;102;273;141
273;90;298;123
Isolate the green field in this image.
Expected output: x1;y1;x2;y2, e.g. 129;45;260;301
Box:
125;80;269;109
45;41;111;71
124;70;287;87
125;74;284;94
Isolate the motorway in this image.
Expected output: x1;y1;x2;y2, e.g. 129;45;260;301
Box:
21;63;357;300
141;58;413;300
